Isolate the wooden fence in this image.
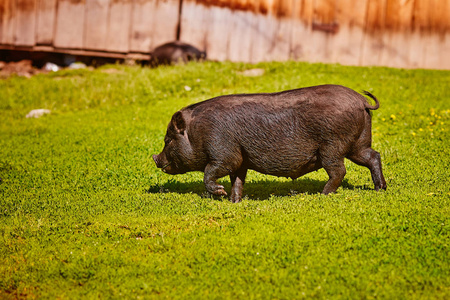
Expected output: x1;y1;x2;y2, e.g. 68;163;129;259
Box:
0;0;449;69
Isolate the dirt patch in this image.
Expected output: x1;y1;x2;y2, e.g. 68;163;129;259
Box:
100;68;125;75
237;68;265;77
0;60;40;78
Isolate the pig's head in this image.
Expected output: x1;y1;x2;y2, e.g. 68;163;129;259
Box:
153;111;193;175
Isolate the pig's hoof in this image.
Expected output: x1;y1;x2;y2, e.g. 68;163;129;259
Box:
375;184;387;191
230;196;242;203
208;185;227;197
214;187;228;196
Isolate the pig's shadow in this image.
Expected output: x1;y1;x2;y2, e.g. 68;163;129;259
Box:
146;178;370;200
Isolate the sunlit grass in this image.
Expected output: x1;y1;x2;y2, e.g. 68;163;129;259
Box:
1;61;449;299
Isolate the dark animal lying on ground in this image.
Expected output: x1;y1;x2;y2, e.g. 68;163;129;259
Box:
153;84;387;202
149;41;206;66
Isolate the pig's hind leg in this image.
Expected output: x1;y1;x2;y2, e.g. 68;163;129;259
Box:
230;168;248;203
204;164;229;197
347;148;387;191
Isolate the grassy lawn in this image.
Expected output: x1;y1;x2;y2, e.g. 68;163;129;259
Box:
1;61;449;299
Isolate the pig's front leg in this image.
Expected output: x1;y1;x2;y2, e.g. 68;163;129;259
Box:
204;164;228;197
230;168;247;203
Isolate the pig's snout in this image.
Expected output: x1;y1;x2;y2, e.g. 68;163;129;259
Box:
153;154;161;167
153;154;171;172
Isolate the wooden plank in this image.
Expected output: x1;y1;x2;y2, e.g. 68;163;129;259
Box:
408;30;423;68
409;0;433;68
0;44;151;60
297;0;314;25
421;0;450;69
14;0;36;46
205;5;231;61
151;0;179;46
54;0;86;49
384;0;413;31
434;0;450;34
250;3;272;63
268;0;293;61
130;0;179;53
332;0;367;66
106;0;132;53
249;0;291;62
380;0;414;68
36;0;57;45
359;0;387;66
1;0;16;45
228;8;254;62
179;0;208;52
423;33;441;69
308;0;337;63
412;0;429;32
441;32;450;70
313;0;335;25
438;0;450;69
290;0;314;61
84;0;110;51
0;0;5;43
269;16;292;62
129;0;156;52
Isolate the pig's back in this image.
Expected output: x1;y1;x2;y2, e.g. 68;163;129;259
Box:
187;84;367;115
187;84;367;138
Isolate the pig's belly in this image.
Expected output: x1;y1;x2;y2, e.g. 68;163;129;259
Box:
246;153;322;179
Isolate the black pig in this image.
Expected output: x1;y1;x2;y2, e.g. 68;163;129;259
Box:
149;41;206;66
153;85;387;202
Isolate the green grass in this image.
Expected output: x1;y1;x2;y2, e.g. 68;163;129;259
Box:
1;61;449;299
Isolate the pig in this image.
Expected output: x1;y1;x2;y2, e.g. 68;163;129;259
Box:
153;84;387;202
149;41;206;66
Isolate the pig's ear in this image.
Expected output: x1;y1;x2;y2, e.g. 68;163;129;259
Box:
172;111;186;134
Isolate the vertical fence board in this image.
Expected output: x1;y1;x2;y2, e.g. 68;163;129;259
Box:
129;0;178;53
1;0;16;45
269;15;292;61
409;0;436;68
251;0;291;62
267;0;293;62
84;0;110;51
408;31;423;68
228;9;254;62
313;0;335;24
106;0;131;53
151;0;178;47
309;0;337;63
421;0;449;69
333;0;367;66
250;10;271;62
423;34;441;69
205;5;231;61
0;0;5;43
129;0;156;52
14;0;36;46
360;0;386;66
439;0;450;68
266;0;293;62
36;0;57;45
442;32;450;69
54;0;86;48
379;0;413;68
290;0;314;61
179;0;208;51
